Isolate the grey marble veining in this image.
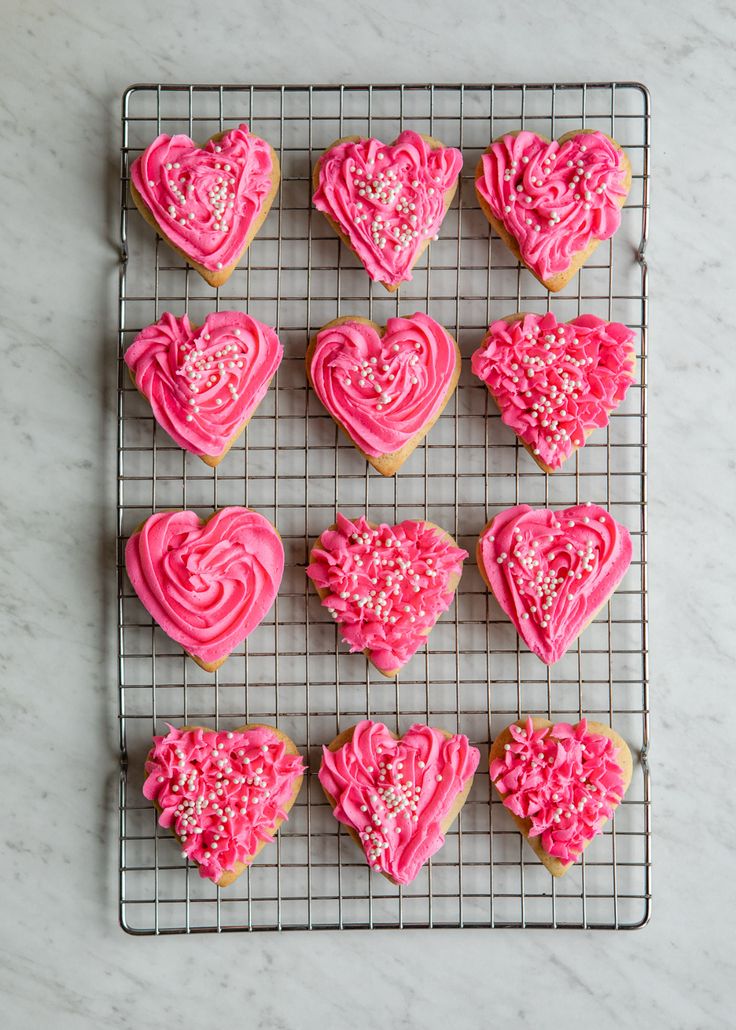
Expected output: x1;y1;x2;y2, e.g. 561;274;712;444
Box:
1;0;735;1026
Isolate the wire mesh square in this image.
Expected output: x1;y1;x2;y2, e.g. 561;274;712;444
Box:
117;81;651;934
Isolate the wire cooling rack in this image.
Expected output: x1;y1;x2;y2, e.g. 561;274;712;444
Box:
117;82;651;933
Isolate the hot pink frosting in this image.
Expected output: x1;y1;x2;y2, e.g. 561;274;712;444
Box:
125;507;284;666
309;314;457;457
478;504;632;664
475;130;629;281
143;724;304;882
130;123;274;272
313;131;462;286
125;311;283;458
490;717;626;865
306;514;467;672
471;312;635;469
319;720;480;884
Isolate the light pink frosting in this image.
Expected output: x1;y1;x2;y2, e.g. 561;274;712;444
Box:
313;131;462;286
471;312;635;469
476;130;629;280
309;314;457;457
306;514;467;672
143;724;304;882
125;311;283;458
490;717;626;865
319;720;480;884
478;504;632;664
130;123;274;271
126;507;284;666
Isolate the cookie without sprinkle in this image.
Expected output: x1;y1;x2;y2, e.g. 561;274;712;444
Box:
126;508;284;672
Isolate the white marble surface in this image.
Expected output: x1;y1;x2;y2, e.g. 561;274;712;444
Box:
2;0;735;1026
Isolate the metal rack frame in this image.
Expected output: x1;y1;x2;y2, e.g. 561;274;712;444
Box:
117;82;651;934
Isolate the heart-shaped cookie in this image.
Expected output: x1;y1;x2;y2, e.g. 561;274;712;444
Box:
489;716;632;876
307;313;461;476
130;123;280;287
306;514;467;677
319;720;480;885
143;723;304;886
476;504;632;664
313;131;462;291
471;311;636;472
125;507;284;671
125;311;283;467
475;130;631;291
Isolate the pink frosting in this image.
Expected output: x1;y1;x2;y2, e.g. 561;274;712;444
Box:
313;131;462;286
125;507;284;666
309;314;457;457
306;514;467;672
125;311;283;458
478;504;632;664
130;123;274;272
319;720;479;884
490;717;626;864
471;312;635;469
143;724;304;882
475;131;629;281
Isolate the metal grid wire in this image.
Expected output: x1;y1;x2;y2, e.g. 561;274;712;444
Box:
117;82;651;933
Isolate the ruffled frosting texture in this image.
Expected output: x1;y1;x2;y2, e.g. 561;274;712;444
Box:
478;504;632;664
143;724;304;882
125;311;283;457
306;514;467;672
130;123;274;271
471;312;635;469
490;717;626;864
319;720;480;884
125;507;284;665
475;130;628;280
309;314;457;457
313;131;462;286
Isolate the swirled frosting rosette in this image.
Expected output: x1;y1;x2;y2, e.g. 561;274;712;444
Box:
489;716;632;875
125;507;284;671
130;123;279;285
313;131;462;290
477;503;632;664
307;514;467;676
125;311;283;466
471;311;636;471
143;723;304;885
475;130;631;291
319;720;480;884
307;313;460;475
